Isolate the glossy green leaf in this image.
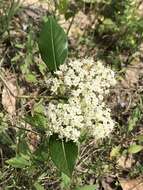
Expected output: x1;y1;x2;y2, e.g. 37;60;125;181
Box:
49;135;78;177
128;144;143;154
75;185;96;190
38;16;68;72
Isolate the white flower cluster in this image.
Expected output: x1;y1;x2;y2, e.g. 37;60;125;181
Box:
47;58;116;142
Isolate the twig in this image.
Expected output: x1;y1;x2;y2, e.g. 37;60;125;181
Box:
0;148;4;168
0;73;66;100
78;149;99;167
77;146;99;166
14;125;39;135
0;169;14;186
67;14;75;36
80;140;95;157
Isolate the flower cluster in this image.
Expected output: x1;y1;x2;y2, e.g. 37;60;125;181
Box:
46;58;116;142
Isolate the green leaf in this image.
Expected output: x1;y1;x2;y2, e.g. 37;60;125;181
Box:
110;146;121;158
60;173;71;189
24;113;48;132
38;61;47;75
75;185;96;190
6;155;31;168
25;73;37;83
34;137;49;162
137;135;143;142
38;16;68;72
49;135;78;177
128;107;141;132
34;182;45;190
17;138;31;155
58;0;69;14
33;100;45;114
128;144;143;154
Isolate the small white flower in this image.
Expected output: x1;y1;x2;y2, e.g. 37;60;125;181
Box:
46;58;116;142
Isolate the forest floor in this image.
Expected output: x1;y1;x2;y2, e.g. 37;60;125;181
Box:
1;1;143;190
